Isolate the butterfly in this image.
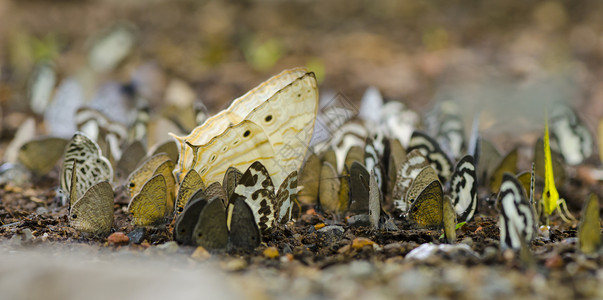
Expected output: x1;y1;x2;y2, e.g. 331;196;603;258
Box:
318;161;342;214
18;137;68;176
488;147;518;193
408;177;443;228
28;61;56;115
222;166;242;202
436;114;465;160
442;195;457;243
297;152;320;205
274;170;299;224
407;131;453;183
88;22;136;73
128;174;167;226
171;68;318;190
392;149;430;212
380;101;420;148
368;170;382;229
533;137;566;186
358;86;384;126
174;188;210;245
449;155;477;223
68;161;114;235
364;137;384;192
386;138;406;200
549;104;593;166
348;161;371;215
227;194;261;251
149;140;179;164
115;141;146;181
577;193;601;255
44;77;85;138
193;196;229;250
175;169;205;215
126;153;171;198
498;173;536;250
60;132;113;203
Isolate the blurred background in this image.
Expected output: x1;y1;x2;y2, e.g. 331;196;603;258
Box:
1;0;603;139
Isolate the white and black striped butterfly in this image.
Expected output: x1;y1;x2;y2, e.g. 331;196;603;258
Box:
449;155;477;223
498;173;536;250
407;131;453;183
549;105;593;166
364;137;383;191
230;161;275;234
436;114;465;160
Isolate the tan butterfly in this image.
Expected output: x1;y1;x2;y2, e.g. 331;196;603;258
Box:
126;153;171;197
18;137;68;175
68;161;114;235
128;174;167;226
298;152;320;205
578;193;601;255
175;169;205;215
171;68;318;189
319;161;341;213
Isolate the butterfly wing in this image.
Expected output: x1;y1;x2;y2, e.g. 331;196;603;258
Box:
18;137;68;175
69;181;114;235
193;197;228;250
228;195;261;251
126;153;171;197
275;171;298;224
175;169;205;215
60;132;113;201
408;131;453;182
498;173;536;250
318;161;340;213
128;174;167;226
449;155;477;223
409;180;443;228
173;191;208;245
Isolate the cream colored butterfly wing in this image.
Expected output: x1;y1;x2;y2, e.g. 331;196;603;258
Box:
186;120;279;187
69;181;114;235
60;132;113;201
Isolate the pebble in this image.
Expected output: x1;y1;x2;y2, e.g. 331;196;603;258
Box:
351;237;376;250
191;246;211;261
263;247;280;259
35;207;49;215
313;223;326;230
0;163;31;186
107;232;129;246
20;228;33;243
316;225;344;240
347;214;371;227
156;241;179;254
127;227;146;244
223;258;247;272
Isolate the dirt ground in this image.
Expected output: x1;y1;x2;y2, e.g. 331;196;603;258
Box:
0;1;602;299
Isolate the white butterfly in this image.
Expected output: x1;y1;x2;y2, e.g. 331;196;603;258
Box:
171;68;318;189
498;173;536;250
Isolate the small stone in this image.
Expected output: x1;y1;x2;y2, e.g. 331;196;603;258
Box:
263;247;280;259
544;253;564;269
156;241;179;253
20;229;33;243
382;218;398;231
314;223;326;230
107;232;129;246
191;246;211;261
316;225;344;240
223;258;248;272
127;227;146;244
352;237;376;250
347;214;371;227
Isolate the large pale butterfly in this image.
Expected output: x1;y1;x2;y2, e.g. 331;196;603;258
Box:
174;188;209;245
319;161;341;214
442;195;457;243
126;153;171;197
227;194;262;251
298;152;320;205
171;68;318;189
348;161;370;215
68;162;114;235
392;149;430;212
274;171;298;224
577;193;601;255
44;77;84;138
193;196;229;250
329;122;367;174
358;86;384;125
408;180;444;228
175;169;205;215
380;101;420;148
498;173;536;250
60;132;113;203
28;61;57;115
230;161;276;234
18;137;68;175
407;131;453;182
449;155;477;223
128;174;167;226
549;104;593;166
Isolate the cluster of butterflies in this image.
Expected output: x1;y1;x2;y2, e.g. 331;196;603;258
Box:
3;22;601;254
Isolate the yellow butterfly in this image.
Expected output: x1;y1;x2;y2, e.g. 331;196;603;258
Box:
170;68;318;189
